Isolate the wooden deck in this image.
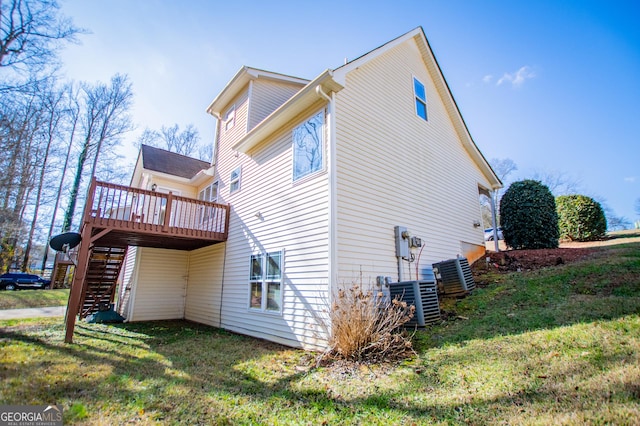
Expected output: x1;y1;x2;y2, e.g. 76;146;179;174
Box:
64;178;230;343
85;178;230;250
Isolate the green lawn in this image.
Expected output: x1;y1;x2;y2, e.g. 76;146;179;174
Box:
1;244;639;425
0;288;69;310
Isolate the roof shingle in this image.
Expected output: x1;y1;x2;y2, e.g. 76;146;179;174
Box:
141;145;210;179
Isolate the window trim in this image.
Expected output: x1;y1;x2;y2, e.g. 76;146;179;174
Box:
413;76;428;121
229;166;241;194
292;109;325;182
248;250;284;313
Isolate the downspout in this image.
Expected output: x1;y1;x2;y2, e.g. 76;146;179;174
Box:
316;85;336;326
210;110;227;328
490;190;500;252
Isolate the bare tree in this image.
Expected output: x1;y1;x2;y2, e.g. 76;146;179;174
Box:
0;0;82;75
62;74;133;232
532;168;581;196
21;81;65;270
481;158;519;227
40;82;78;272
136;123;210;161
490;158;518;183
0;86;43;270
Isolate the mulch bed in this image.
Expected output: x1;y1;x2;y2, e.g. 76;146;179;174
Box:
475;247;597;273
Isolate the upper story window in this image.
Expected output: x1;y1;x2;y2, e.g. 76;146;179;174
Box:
413;77;428;121
293;110;324;181
224;105;236;131
229;166;241;194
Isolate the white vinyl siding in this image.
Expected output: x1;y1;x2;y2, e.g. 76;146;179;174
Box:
249;79;306;130
184;243;225;327
215;93;330;349
117;246;137;317
334;37;491;285
128;248;188;321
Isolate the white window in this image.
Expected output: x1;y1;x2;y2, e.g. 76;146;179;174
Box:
197;181;219;227
224;105;236;131
249;251;283;312
198;181;218;202
229;166;241;194
413;77;427;121
293;111;324;181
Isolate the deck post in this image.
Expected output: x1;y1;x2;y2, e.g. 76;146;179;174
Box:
163;192;173;232
64;177;98;343
64;226;92;343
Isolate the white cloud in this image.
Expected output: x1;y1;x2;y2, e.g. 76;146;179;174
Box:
624;176;636;183
497;66;536;88
482;74;493;84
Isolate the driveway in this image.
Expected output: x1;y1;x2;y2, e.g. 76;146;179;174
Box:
0;306;66;320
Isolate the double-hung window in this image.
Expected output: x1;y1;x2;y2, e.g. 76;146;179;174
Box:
229;166;241;194
224;105;236;131
293;110;324;181
249;251;283;312
413;77;428;121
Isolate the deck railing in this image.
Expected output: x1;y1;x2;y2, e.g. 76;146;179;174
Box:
83;178;229;240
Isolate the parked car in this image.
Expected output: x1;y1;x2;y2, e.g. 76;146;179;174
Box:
0;273;51;290
484;227;503;241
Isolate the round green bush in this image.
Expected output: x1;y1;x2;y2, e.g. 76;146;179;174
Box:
556;195;607;241
500;179;559;249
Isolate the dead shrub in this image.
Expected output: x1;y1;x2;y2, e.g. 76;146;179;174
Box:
320;285;416;363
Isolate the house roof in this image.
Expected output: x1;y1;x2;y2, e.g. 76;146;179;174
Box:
206;66;309;118
140;145;210;179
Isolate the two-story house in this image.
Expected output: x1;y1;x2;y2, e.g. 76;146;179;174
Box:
65;27;501;348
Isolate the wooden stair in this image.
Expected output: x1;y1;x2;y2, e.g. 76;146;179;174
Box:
78;246;127;318
52;262;71;289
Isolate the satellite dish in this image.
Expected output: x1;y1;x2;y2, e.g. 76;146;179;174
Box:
50;232;82;252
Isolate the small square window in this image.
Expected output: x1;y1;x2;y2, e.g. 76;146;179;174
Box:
229;166;241;194
413;77;428;121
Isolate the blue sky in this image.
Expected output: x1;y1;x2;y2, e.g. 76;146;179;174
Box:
59;0;640;223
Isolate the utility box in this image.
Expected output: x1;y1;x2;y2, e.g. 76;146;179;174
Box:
394;226;409;259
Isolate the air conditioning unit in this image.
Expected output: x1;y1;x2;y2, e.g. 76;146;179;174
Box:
433;256;476;296
388;280;441;327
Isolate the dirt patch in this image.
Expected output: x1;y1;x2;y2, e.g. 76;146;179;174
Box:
478;230;640;274
479;247;596;273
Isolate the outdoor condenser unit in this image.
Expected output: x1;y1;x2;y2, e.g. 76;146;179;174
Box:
388;280;441;327
433;256;476;296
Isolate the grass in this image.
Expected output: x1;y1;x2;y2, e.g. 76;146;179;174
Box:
1;244;639;424
0;288;69;310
